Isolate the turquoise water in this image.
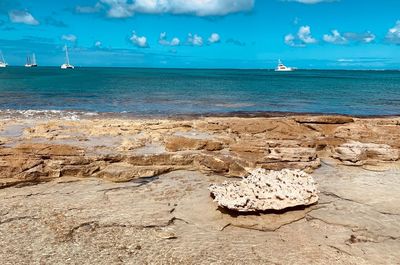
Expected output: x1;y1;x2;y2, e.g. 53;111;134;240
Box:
0;67;400;116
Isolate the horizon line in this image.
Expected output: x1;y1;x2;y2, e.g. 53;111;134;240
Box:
1;65;399;71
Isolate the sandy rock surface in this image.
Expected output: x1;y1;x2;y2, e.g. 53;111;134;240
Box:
0;166;399;264
0;115;400;264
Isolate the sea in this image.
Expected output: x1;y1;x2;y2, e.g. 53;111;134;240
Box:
1;67;400;118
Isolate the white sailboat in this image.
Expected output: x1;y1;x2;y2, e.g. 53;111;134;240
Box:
0;51;8;68
275;59;294;72
25;53;38;67
61;45;74;69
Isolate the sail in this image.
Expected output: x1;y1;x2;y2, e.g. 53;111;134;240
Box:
0;51;5;64
32;53;37;65
65;45;70;65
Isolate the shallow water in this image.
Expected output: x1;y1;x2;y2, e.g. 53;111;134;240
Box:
1;67;400;116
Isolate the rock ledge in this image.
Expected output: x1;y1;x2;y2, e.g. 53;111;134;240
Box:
209;169;319;212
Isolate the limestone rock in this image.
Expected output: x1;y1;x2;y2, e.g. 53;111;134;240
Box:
165;136;223;152
332;141;400;165
194;154;247;177
266;147;317;162
95;162;172;182
294;116;354;124
209;168;319;212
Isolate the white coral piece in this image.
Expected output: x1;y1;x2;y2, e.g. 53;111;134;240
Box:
209;168;319;212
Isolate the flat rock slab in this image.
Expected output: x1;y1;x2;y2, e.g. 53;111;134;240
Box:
1;167;399;264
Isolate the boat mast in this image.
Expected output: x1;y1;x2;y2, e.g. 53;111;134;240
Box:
32;53;36;65
0;51;5;64
65;45;70;65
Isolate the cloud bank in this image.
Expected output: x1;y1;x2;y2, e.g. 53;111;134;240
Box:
284;0;338;4
77;0;254;18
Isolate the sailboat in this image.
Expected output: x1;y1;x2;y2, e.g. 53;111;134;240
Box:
61;45;74;69
0;51;8;68
275;59;294;72
25;53;38;67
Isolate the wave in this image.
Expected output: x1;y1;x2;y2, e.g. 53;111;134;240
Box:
0;109;98;120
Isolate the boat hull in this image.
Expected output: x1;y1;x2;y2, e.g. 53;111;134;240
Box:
61;64;74;69
275;68;294;72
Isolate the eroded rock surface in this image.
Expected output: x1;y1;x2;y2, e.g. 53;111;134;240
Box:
1;115;400;188
332;141;400;166
1;166;399;264
1;115;400;264
209;169;319;212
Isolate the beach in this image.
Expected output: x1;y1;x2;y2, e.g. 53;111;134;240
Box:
1;114;400;264
2;0;400;263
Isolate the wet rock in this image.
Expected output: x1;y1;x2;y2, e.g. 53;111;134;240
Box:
209;168;319;212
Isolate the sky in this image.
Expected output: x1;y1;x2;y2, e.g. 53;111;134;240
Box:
0;0;399;69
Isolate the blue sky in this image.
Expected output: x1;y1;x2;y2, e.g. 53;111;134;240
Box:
0;0;399;69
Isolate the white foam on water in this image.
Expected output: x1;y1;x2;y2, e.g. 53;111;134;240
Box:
0;109;99;120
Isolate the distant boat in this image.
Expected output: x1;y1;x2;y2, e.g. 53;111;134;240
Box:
25;53;38;68
61;45;74;69
275;59;294;72
0;51;8;68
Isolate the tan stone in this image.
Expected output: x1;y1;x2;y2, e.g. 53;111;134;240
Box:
332;141;400;165
95;162;172;182
165;136;223;152
294;115;354;124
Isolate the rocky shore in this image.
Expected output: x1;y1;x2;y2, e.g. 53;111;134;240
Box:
1;115;400;264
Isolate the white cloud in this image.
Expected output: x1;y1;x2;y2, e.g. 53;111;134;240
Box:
159;32;180;46
284;33;297;46
208;33;221;44
95;0;254;18
323;30;347;44
170;37;180;46
363;33;376;43
100;0;134;18
130;31;148;48
386;21;400;44
298;26;317;44
284;25;317;47
9;10;39;25
62;34;77;42
286;0;338;4
187;33;203;46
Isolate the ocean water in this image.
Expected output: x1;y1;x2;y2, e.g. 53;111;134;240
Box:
0;67;400;117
